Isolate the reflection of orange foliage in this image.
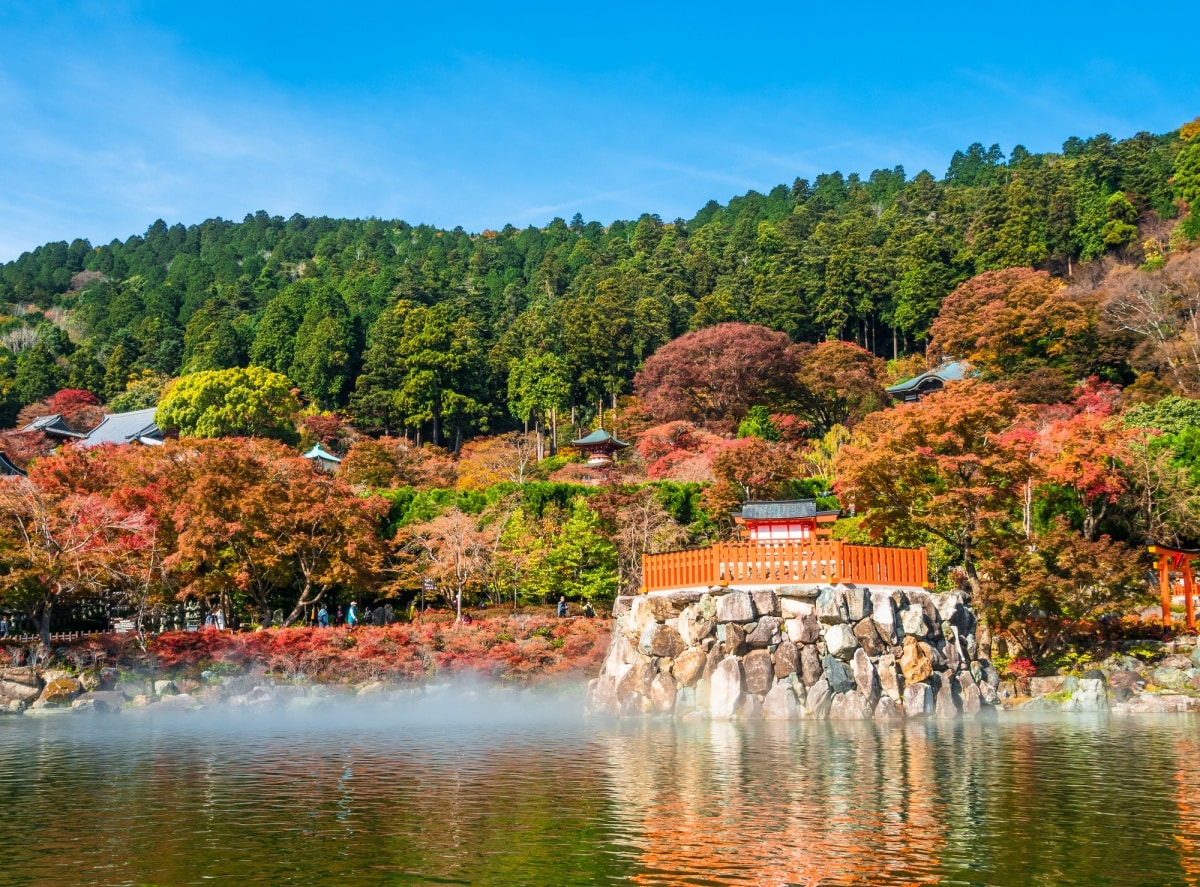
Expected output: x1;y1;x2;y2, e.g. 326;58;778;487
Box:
606;722;946;886
1175;737;1200;885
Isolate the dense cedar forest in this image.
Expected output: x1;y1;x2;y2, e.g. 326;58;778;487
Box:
1;123;1198;439
2;120;1200;664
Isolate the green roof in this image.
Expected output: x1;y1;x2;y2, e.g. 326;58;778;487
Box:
571;429;630;448
303;444;342;463
886;360;969;395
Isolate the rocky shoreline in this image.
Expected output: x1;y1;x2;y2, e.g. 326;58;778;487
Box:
584;586;1200;720
4;595;1200;719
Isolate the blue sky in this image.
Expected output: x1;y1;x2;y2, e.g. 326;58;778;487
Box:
0;1;1197;261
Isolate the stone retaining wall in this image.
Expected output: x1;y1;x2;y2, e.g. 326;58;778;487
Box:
585;585;1001;721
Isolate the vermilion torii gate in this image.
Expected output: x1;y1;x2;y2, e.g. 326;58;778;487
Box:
1149;545;1200;632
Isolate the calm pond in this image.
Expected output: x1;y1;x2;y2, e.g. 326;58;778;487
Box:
2;692;1199;886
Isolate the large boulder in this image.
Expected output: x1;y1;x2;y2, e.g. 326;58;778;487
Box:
900;606;929;639
641;623;686;659
869;591;899;644
852;648;880;708
779;597;815;619
677;604;716;647
829;691;873;720
763;681;800;720
742;650;776;696
877;653;903;701
957;673;983;717
716;592;756;623
899;636;935;685
800;645;823;687
1062;678;1108;712
709;657;745;720
72;691;125;713
935;678;960;719
745;617;783;648
0;668;42;704
822;655;855;694
904;682;934;718
600;632;641;685
616;657;656;714
1029;675;1069;697
842;586;872;622
874;696;904;721
772;641;800;679
751;590;781;618
1151;666;1190;690
625;595;667;642
34;676;82;708
650;673;678;713
816;587;848;624
852;619;887;657
806;678;832;718
672;647;708;687
825;624;859;660
721;622;747;657
785;614;821;645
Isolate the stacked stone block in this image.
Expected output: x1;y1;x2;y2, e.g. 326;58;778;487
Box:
586;585;1000;721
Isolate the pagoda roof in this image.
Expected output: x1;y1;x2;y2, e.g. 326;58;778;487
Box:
303;443;342;463
571;429;630;448
886;360;969;395
0;451;25;477
733;499;840;522
80;408;163;448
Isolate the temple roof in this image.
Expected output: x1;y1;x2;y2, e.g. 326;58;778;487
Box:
571;429;630;449
80;408;163;448
733;499;840;521
303;443;342;463
885;360;969;396
20;414;86;439
0;451;25;477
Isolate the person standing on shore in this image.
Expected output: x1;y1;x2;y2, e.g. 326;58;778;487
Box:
318;605;329;627
347;602;358;628
557;596;568;618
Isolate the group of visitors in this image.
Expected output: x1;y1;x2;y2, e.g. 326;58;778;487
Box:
202;610;226;630
311;602;357;628
557;597;597;618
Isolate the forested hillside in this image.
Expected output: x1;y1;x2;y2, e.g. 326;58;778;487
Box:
1;122;1198;439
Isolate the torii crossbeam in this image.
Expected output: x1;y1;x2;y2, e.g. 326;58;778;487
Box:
1149;545;1200;632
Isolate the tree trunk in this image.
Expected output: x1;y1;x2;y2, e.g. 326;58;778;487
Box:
283;580;324;628
36;600;52;648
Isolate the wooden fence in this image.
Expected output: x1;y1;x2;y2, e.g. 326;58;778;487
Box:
641;540;927;593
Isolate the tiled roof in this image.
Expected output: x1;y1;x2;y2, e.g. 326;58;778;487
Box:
885;360;969;395
80;408;163;447
0;452;25;477
303;443;342;463
571;429;630;448
20;414;85;438
739;500;818;520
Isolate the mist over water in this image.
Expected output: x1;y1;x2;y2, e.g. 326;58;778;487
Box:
3;694;1200;886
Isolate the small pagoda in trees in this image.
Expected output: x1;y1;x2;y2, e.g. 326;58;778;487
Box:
571;428;630;482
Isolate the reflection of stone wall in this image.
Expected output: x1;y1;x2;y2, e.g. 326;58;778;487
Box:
586;586;1000;721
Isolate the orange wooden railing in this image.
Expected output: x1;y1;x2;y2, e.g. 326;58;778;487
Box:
641;540;927;592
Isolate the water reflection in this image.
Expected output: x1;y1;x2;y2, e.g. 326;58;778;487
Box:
602;716;1200;886
1;703;1200;885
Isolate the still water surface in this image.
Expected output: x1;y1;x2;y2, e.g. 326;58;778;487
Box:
2;692;1199;886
